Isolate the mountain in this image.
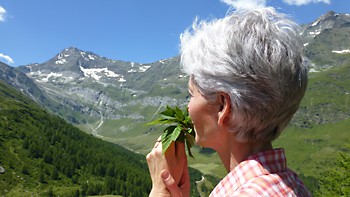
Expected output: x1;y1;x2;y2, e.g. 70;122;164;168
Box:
301;11;350;70
16;47;188;127
9;11;349;148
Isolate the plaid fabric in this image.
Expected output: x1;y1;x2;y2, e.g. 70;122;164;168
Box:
210;148;311;197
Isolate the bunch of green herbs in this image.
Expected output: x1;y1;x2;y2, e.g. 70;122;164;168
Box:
148;105;195;158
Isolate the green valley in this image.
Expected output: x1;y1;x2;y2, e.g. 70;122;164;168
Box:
0;80;216;196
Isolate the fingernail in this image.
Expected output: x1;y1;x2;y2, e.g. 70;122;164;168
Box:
161;170;170;180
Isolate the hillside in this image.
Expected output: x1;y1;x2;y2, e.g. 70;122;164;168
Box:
0;79;218;196
273;61;350;194
0;80;153;196
0;61;87;124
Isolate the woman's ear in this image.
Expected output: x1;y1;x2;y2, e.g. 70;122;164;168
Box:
217;93;231;127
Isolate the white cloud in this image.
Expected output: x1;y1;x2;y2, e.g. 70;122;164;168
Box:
220;0;267;10
282;0;331;6
0;5;6;22
0;53;14;64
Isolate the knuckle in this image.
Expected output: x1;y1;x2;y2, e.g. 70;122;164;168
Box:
146;153;153;161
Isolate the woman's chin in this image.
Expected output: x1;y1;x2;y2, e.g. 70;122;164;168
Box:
195;136;201;145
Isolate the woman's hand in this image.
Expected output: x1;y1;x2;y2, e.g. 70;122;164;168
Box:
146;136;190;197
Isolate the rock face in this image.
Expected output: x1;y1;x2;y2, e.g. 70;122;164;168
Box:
0;61;46;104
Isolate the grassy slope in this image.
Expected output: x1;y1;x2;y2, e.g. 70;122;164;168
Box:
0;80;153;196
274;62;350;193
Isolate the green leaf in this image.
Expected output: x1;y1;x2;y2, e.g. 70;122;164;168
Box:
186;139;194;158
147;117;177;125
160;106;176;117
171;126;183;142
185;131;195;158
174;106;184;120
185;129;195;147
161;126;176;154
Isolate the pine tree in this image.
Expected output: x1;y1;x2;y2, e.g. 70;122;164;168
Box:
39;170;45;183
51;168;59;180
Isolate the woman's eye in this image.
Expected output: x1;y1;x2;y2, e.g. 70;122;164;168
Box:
186;92;193;101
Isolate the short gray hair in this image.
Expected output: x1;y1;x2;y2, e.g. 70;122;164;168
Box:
180;7;308;143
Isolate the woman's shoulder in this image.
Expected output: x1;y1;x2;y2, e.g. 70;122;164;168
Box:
210;149;311;196
236;171;311;196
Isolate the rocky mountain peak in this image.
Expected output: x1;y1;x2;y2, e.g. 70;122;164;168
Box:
320;10;337;21
301;11;350;71
301;11;350;46
309;11;350;30
52;47;103;67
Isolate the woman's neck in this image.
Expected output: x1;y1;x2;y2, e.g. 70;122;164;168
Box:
215;134;273;172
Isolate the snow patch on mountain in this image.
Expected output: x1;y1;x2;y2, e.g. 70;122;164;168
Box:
78;51;98;61
332;49;350;54
309;30;321;37
28;71;62;83
139;65;151;72
127;62;151;73
55;53;70;64
311;19;321;27
55;59;66;64
80;66;121;81
118;76;126;83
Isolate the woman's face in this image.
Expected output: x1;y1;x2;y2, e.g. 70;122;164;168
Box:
187;80;221;148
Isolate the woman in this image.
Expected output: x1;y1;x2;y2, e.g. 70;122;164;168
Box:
147;7;311;196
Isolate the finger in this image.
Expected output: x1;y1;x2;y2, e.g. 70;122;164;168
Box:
175;141;186;159
161;170;182;197
179;159;190;187
153;135;162;148
156;135;162;142
153;142;159;149
165;141;175;156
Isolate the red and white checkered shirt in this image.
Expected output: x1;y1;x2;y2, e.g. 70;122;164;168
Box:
210;148;311;197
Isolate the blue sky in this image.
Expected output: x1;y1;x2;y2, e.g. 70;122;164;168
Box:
0;0;349;66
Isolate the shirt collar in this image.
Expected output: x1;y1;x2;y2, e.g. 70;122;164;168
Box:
220;148;287;191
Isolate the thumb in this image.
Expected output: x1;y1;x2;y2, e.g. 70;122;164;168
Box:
161;170;182;197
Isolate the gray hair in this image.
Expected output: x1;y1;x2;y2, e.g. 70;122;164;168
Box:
180;7;308;143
